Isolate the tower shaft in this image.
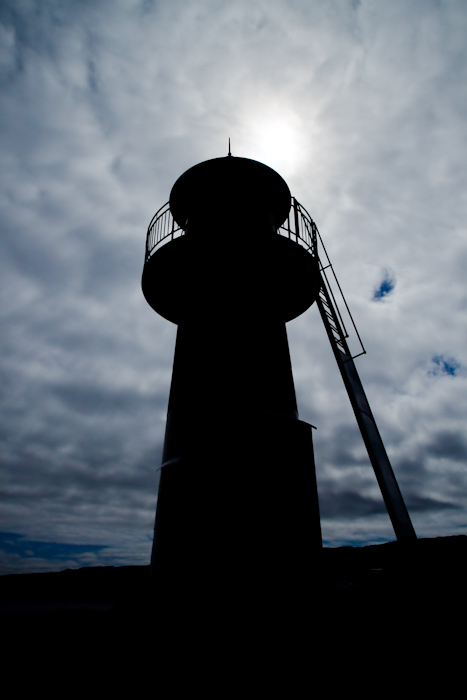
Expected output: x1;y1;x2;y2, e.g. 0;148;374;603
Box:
143;159;322;610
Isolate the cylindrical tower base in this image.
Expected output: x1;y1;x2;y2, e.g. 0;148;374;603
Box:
150;412;321;616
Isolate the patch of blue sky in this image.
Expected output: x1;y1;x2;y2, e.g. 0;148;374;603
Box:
322;536;393;548
0;532;107;562
373;271;395;301
430;355;461;377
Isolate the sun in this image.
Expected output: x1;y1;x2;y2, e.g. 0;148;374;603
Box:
249;117;304;175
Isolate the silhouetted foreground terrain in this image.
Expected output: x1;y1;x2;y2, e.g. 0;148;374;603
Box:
2;536;466;608
2;537;465;688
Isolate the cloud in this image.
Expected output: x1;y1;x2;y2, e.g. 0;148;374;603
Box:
427;430;467;462
319;488;387;519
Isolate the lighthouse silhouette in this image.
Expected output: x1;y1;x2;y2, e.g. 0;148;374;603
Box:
142;153;417;616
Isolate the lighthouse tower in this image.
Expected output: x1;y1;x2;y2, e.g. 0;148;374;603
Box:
143;155;322;609
142;153;417;615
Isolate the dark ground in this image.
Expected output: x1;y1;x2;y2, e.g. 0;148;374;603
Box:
2;536;465;690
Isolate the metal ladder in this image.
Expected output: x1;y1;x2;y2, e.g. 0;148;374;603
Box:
291;199;418;555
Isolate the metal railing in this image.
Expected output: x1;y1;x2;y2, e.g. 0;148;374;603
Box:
144;198;365;359
279;198;365;361
145;202;183;261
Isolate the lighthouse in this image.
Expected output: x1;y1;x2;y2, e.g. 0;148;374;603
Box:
142;153;416;615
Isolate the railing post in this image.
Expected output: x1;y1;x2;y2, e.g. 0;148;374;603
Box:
293;198;300;244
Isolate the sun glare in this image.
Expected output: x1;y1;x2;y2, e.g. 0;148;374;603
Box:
250;118;304;175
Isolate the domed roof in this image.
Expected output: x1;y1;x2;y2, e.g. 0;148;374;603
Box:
169;156;291;229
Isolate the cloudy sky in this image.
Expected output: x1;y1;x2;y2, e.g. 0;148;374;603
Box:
1;0;466;574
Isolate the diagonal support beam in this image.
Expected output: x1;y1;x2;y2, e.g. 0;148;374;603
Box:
316;281;418;557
